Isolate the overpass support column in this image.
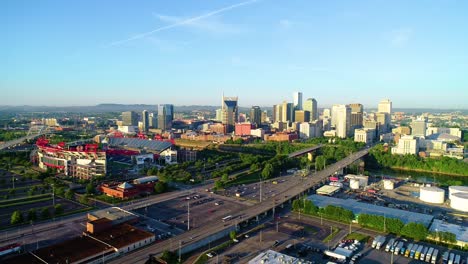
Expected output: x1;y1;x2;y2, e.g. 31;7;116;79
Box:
256;215;259;222
307;152;313;161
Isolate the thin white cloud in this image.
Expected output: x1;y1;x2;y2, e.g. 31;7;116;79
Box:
279;19;293;29
153;13;240;34
389;28;413;46
110;0;259;46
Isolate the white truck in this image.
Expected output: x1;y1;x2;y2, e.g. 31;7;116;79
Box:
425;247;434;262
420;246;428;261
385;238;395;252
431;249;439;264
371;235;386;250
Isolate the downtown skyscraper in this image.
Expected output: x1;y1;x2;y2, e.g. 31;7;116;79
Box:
221;96;238;133
157;104;174;131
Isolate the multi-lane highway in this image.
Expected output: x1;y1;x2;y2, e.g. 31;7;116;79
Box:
109;148;369;264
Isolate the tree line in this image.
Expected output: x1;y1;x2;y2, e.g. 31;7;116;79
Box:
367;144;468;176
291;198;456;243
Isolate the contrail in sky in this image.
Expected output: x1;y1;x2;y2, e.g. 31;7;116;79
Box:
110;0;259;46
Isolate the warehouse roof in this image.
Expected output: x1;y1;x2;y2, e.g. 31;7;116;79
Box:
316;185;340;196
88;207;138;224
248;250;312;264
430;219;468;243
308;195;434;227
90;224;155;249
107;137;172;152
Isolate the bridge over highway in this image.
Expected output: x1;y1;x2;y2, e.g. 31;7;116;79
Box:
0;125;50;151
287;144;323;158
109;148;370;264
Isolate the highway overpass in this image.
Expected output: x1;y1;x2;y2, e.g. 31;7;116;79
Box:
109;148;369;264
0;125;49;151
288;144;323;158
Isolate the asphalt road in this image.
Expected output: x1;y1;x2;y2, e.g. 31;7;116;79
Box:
109;149;370;264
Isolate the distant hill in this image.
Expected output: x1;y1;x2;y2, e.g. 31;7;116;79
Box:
0;104;265;113
0;104;464;114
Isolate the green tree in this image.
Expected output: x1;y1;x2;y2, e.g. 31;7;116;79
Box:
261;163;274;179
221;173;229;182
230;230;237;240
160;250;178;263
65;189;74;200
54;204;64;215
27;209;37;222
11;210;23;225
154;181;168;194
40;208;50;219
214;180;224;190
401;222;428;241
78;195;89;205
85;183;95;195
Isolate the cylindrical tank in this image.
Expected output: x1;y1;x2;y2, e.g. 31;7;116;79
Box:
450;192;468;212
383;179;394;190
419;187;445;204
350;179;360;189
449;186;468;200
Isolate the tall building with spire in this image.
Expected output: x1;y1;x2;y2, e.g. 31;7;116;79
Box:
221;96;238;133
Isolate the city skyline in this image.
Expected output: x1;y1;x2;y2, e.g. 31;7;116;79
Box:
2;0;468;108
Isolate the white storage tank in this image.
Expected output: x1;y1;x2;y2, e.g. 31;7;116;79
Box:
419;186;445;204
448;186;468;200
450;192;468;212
350;179;360;190
383;179;394;190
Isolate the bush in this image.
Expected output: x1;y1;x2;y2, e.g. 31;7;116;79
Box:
11;210;23;225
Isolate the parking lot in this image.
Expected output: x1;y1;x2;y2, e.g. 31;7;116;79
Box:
133;191;248;237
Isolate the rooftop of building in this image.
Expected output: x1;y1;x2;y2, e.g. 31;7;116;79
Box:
33;235;113;264
88;207;138;223
133;175;159;184
89;217;112;225
315;185;340;195
308;194;434;227
248;250;312;264
107;137;172;152
426;133;460;141
430;219;468;243
90;223;154;249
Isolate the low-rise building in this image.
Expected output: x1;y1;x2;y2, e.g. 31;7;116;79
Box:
248;250;313;264
391;135;419;155
354;128;375;144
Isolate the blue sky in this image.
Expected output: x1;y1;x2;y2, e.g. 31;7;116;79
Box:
2;0;467;108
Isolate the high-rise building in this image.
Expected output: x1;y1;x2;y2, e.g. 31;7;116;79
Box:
273;104;282;123
294;110;310;123
215;109;222;122
261;110;268;124
221;96;238;133
334;104;351;138
349;103;363;130
148;113;156;128
303;98;318;121
141;110;149;132
250;106;262;127
411;117;427;137
122;111;138;126
376;112;391;134
293;92;303;110
281;101;294;122
157;104;174;131
378;99;392;114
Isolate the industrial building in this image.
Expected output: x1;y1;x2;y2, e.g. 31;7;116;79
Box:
248;250;313;264
448;186;468;200
316;185;341;196
308;195;434;227
430;219;468;247
6;207;153;264
35;138;107;179
419;186;445;204
450;192;468;212
99;176;159;199
344;174;368;190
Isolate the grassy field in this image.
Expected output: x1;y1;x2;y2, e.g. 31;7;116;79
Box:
225;171;261;187
175;139;211;149
323;226;340;243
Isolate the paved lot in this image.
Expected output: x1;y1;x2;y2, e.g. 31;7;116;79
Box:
133;191;249;235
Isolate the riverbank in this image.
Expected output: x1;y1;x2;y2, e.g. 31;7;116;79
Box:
388;166;467;177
